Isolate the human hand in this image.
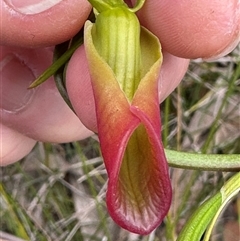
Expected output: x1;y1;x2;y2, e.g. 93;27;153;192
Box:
1;0;93;165
1;0;239;166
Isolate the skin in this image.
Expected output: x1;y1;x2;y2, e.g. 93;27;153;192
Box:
137;0;240;59
1;0;239;165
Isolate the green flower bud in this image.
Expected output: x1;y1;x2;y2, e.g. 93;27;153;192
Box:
92;7;141;101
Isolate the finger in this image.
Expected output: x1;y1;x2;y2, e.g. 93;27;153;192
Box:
137;0;240;59
159;51;189;102
1;0;91;47
0;46;93;142
0;123;36;166
66;45;97;132
66;45;189;132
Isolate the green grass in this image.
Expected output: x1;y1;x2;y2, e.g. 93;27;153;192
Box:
1;45;239;241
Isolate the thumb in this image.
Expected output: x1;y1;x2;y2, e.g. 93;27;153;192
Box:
1;0;91;47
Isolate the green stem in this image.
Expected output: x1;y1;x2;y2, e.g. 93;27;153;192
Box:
129;0;145;12
165;214;176;241
163;96;170;147
165;149;240;171
88;0;145;13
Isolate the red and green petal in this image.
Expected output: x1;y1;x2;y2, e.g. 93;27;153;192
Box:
84;19;172;234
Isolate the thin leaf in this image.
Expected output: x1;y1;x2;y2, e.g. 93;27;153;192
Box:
177;172;240;241
203;172;240;241
28;37;83;89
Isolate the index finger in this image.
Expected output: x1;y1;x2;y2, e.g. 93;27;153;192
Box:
137;0;240;59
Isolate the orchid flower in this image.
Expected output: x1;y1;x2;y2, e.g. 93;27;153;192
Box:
83;0;172;234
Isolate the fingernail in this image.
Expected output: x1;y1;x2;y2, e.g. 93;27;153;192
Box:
0;54;35;112
5;0;63;14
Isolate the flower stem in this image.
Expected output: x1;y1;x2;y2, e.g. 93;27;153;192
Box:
165;149;240;171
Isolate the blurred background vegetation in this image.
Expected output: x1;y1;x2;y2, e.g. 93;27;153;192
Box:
1;45;239;241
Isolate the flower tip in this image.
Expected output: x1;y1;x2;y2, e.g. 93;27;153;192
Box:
106;186;172;235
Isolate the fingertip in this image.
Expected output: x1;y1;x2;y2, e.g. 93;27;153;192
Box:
0;124;36;166
1;0;92;47
138;0;240;59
